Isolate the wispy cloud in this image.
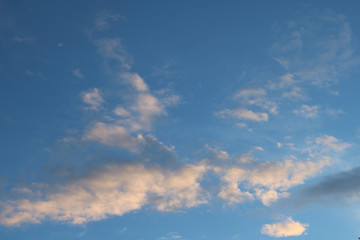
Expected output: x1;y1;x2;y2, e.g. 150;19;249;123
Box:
93;10;125;31
13;36;35;44
314;135;351;152
293;105;319;118
216;108;268;122
73;69;84;79
261;218;308;237
271;10;359;87
158;232;185;240
94;38;132;71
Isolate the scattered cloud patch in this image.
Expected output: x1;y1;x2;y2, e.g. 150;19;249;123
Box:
271;10;359;87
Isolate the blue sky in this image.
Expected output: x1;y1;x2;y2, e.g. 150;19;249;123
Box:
1;0;360;239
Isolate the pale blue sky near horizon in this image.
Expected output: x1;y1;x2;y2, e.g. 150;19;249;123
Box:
1;0;360;239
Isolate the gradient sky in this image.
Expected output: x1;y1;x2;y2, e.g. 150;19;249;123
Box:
1;0;360;239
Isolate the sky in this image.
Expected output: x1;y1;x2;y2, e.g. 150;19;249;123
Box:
1;0;360;239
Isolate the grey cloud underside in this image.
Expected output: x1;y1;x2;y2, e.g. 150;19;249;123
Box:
296;166;360;202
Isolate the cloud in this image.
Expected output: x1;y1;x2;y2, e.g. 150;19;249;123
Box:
83;122;145;152
216;108;268;122
293;166;360;205
73;69;84;79
25;70;46;80
113;106;130;117
133;94;164;127
282;86;306;100
205;145;229;161
261;218;308;237
81;88;104;110
0;163;208;226
325;108;345;117
94;38;132;71
234;88;278;114
293;105;319;118
122;72;149;92
158;232;185;240
93;10;125;31
218;158;329;206
271;10;359;87
315;135;351;152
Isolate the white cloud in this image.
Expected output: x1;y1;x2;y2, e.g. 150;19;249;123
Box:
132;93;164;128
0;163;208;226
219;158;329;205
82;88;104;110
216;108;268;122
122;73;149;92
113;106;130;117
73;69;84;79
293;105;319;118
261;218;308;237
234;88;278;114
84;122;145;152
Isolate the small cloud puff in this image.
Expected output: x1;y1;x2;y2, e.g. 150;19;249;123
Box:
261;217;308;237
82;88;104;110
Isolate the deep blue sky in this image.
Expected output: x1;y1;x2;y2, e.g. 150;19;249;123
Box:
1;1;360;239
